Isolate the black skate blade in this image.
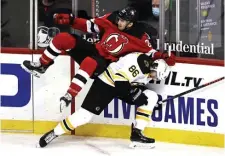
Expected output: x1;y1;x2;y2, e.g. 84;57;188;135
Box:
129;141;155;149
36;142;48;148
21;63;41;78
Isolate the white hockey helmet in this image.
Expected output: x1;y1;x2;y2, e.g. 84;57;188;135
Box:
150;59;171;81
37;26;60;48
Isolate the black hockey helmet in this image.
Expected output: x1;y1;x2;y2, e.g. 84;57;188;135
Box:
117;6;138;22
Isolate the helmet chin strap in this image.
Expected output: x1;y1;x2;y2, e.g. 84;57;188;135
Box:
148;70;157;80
122;21;133;31
126;22;132;28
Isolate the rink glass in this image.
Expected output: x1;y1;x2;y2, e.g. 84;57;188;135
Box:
1;0;224;61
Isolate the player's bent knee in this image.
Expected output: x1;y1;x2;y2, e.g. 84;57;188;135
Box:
90;56;109;78
52;32;76;50
80;57;98;76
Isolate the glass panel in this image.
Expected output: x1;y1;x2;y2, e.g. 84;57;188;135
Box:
185;0;224;60
76;0;92;17
95;0;128;16
166;0;224;60
197;0;224;60
37;0;73;48
1;0;30;47
165;0;176;44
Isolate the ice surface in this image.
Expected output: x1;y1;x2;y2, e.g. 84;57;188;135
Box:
0;133;224;156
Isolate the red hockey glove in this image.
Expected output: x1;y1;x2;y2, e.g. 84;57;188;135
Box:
53;13;74;25
153;52;176;66
161;52;176;66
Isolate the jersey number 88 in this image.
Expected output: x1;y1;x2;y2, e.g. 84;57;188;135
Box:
129;65;139;77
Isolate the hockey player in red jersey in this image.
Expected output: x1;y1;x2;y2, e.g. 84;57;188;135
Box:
21;6;175;107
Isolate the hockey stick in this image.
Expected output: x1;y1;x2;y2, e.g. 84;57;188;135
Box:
157;76;225;106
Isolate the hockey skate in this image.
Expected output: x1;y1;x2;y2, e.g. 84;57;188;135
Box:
37;129;58;148
129;123;155;149
21;60;53;78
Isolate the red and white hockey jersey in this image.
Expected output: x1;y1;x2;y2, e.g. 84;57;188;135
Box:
71;11;157;61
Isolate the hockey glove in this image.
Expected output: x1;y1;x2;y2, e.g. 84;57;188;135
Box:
53;13;74;25
60;92;73;112
115;81;148;106
131;82;147;91
130;88;148;106
153;51;175;66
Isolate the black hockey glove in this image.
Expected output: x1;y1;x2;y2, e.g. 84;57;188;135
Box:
60;93;73;112
129;87;148;106
131;82;147;91
115;81;148;106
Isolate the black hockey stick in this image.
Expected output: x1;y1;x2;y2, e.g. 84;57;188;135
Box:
157;76;225;106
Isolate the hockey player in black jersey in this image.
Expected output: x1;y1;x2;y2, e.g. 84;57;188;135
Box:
37;52;172;149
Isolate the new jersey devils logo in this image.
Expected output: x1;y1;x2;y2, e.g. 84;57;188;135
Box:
103;33;128;55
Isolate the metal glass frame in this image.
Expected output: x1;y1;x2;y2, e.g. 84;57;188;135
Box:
30;0;34;49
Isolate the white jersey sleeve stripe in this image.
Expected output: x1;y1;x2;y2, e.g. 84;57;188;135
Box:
86;19;100;33
50;41;61;53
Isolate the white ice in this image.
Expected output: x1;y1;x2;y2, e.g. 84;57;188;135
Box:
0;133;224;156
